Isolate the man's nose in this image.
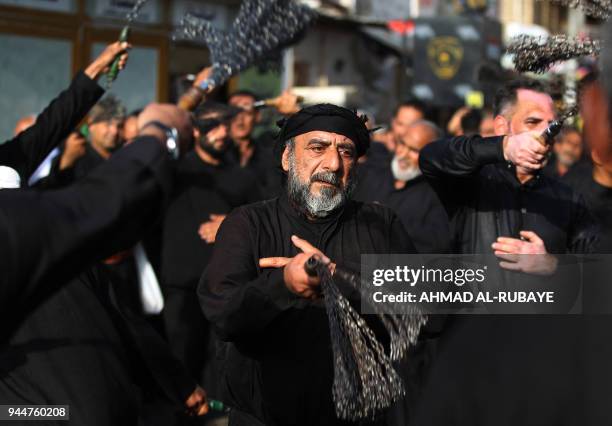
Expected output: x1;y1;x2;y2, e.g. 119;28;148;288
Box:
320;148;341;172
396;143;407;157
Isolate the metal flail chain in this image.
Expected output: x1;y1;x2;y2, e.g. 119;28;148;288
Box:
126;0;148;23
559;103;580;121
508;34;601;73
313;261;405;421
544;0;612;19
105;0;149;88
174;0;315;89
332;266;427;362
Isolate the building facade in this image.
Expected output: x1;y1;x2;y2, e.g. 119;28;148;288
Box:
0;0;240;138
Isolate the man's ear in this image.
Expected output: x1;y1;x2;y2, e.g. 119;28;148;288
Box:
493;115;509;136
193;127;201;141
255;110;262;124
281;146;290;172
591;147;603;166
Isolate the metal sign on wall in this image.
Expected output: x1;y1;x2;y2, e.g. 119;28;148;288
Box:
411;16;501;107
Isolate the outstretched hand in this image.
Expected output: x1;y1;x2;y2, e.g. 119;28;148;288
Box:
259;235;334;299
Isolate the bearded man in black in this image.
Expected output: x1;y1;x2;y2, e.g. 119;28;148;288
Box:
199;104;417;426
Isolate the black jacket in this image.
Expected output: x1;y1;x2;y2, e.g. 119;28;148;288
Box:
0;264;196;426
0;71;104;184
419;135;597;254
199;195;416;426
412;136;602;426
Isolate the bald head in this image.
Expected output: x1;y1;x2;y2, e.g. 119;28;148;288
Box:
14;115;36;136
393;120;441;182
402;120;441;148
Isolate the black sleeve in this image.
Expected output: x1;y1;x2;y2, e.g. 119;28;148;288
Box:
419;135;505;216
198;208;302;341
0;71;104;181
0;136;172;326
567;193;599;254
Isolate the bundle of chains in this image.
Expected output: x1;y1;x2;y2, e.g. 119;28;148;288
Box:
508;35;601;74
509;0;610;74
546;0;612;19
308;258;427;420
174;0;316;89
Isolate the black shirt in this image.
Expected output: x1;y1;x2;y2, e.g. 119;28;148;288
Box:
354;164;451;254
198;195;416;426
226;136;284;200
563;170;612;253
0;264;195;426
161;151;259;289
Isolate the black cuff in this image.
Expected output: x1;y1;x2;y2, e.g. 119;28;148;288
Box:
72;70;105;97
258;268;301;311
474;135;505;165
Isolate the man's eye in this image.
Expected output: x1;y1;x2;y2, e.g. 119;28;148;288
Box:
339;149;354;157
310;145;325;153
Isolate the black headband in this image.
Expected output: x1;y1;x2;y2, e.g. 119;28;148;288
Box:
274;103;371;159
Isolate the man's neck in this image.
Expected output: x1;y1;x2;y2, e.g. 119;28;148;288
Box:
90;142;111;160
394;179;407;190
515;169;535;185
593;165;612;188
195;143;221;166
235;137;254;166
556;163;569;177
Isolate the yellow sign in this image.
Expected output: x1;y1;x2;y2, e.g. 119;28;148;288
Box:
466;91;484;108
453;0;488;13
427;36;464;80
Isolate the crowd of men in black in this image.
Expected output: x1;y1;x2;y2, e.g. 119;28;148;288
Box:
1;22;612;426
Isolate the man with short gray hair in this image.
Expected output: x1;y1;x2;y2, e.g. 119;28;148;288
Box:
354;119;451;254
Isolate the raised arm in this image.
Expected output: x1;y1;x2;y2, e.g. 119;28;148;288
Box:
0;103;192;331
0;42;129;181
419;135;505;181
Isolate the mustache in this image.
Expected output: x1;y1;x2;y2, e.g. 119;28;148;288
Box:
310;171;341;187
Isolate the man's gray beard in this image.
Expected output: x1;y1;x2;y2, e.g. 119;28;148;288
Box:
557;152;577;167
391;156;422;182
287;150;355;218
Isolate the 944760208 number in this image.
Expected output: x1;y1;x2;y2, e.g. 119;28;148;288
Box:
1;405;69;421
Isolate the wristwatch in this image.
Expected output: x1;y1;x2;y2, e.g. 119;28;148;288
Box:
140;120;180;160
